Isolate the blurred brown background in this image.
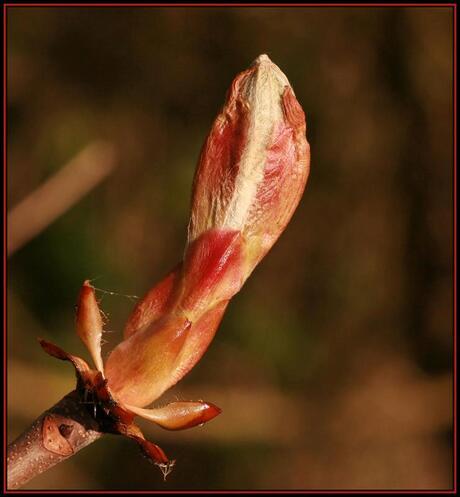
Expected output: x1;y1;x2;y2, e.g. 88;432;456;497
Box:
6;6;454;490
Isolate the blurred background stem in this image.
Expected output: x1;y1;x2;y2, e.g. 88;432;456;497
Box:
7;140;118;256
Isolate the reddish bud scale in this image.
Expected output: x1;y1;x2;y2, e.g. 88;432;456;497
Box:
129;435;170;466
39;338;97;390
127;401;222;431
124;265;182;339
187;75;252;240
180;229;244;314
76;281;105;374
106;316;192;406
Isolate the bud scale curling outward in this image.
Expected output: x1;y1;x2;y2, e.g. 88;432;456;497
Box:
39;54;310;477
75;280;105;374
104;54;310;407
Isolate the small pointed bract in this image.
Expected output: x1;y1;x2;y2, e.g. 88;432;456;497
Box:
126;401;222;430
75;280;105;374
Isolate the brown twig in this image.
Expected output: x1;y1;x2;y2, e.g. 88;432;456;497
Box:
7;390;102;490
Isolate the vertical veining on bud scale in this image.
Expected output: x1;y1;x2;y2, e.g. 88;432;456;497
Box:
223;55;289;231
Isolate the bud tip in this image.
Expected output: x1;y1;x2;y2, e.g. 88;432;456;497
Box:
254;53;271;65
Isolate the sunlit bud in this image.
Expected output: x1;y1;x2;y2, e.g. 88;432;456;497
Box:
104;54;310;409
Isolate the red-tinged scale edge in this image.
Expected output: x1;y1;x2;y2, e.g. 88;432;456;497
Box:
126;401;222;431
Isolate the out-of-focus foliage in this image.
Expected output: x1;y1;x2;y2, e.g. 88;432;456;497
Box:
7;6;453;490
